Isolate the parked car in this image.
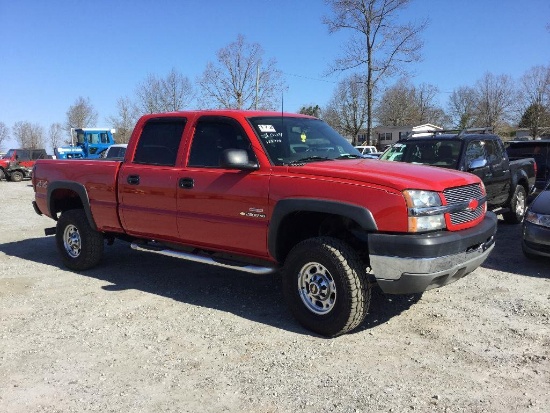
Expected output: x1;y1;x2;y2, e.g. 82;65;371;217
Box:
379;128;536;223
102;143;128;158
0;148;51;181
505;139;550;192
355;145;383;158
522;183;550;259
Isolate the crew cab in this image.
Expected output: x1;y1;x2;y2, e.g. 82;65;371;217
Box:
32;111;497;336
380;129;536;224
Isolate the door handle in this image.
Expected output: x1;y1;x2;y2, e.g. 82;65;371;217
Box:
179;177;194;189
127;175;140;185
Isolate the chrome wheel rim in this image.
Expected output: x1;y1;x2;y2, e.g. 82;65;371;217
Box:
516;190;526;217
298;262;336;315
63;224;81;258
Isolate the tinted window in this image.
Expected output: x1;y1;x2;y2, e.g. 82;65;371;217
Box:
133;119;186;166
188;117;256;167
16;150;31;161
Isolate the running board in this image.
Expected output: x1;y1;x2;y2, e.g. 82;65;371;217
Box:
130;243;277;275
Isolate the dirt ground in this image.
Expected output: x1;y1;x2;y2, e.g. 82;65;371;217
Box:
0;181;548;413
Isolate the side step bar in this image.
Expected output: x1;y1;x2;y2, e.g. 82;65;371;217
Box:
130;243;277;275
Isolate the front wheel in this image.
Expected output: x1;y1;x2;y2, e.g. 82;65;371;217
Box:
10;170;23;182
55;209;104;270
282;236;370;337
503;185;527;224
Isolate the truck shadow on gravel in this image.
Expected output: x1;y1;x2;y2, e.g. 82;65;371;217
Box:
481;219;549;279
0;236;421;337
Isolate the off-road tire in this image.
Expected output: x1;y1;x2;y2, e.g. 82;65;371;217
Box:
55;209;104;271
10;170;24;182
0;169;5;180
282;236;370;337
503;185;527;224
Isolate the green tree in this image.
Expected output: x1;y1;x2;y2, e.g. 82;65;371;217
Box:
299;105;322;118
519;103;550;138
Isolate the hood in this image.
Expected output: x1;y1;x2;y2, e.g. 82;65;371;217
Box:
529;189;550;214
288;159;481;192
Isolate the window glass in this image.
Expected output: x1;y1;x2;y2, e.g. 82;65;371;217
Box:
133;119;186;166
465;141;486;166
248;117;359;165
17;150;31;161
188;118;256;167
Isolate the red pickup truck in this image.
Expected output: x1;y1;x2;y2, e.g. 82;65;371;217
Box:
32;110;497;336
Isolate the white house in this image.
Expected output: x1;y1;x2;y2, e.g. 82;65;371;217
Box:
357;124;443;149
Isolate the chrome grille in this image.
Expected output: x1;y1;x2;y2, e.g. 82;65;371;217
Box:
443;184;485;226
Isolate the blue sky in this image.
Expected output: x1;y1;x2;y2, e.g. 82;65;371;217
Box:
1;0;549;150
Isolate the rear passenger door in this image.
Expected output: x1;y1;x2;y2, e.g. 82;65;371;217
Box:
118;117;186;240
483;139;510;205
176;116;271;257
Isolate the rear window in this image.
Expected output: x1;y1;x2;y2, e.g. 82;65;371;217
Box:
133;119;186;166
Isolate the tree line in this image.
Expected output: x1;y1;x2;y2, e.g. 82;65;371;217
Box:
1;0;549;153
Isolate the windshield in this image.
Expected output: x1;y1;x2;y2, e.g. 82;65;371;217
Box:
248;116;361;165
379;139;462;168
2;149;15;159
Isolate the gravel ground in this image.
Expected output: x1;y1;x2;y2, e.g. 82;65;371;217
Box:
0;181;548;412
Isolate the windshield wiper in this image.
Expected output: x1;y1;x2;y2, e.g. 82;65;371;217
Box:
288;156;332;165
335;154;363;159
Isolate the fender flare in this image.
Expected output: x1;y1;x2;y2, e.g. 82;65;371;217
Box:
268;198;377;261
46;181;98;231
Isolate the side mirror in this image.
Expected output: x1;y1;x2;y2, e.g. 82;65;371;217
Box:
468;158;487;171
220;149;258;170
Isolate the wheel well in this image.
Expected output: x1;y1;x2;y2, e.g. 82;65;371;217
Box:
49;188;84;217
275;212;369;263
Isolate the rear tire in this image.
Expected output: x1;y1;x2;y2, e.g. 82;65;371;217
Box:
55;209;104;270
503;185;527;224
0;169;5;180
282;236;370;337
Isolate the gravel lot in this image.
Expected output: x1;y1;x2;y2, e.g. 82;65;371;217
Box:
0;181;548;412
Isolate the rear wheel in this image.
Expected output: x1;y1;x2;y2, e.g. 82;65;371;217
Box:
0;169;5;180
503;185;527;224
10;170;23;182
55;209;104;270
282;236;370;337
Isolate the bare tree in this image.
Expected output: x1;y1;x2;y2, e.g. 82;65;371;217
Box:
197;34;285;110
66;96;98;133
375;78;416;126
135;74;163;114
473;72;516;132
48;123;65;153
517;65;550;137
107;97;140;143
448;86;478;129
12;121;45;149
0;122;9;151
375;78;446;127
160;68;195;111
135;68;194;114
324;0;428;142
324;73;369;145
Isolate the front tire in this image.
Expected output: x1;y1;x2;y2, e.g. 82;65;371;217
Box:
282;237;370;337
503;185;527;224
55;209;104;270
10;170;23;182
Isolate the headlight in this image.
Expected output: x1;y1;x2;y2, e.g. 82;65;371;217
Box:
525;211;550;228
403;189;446;232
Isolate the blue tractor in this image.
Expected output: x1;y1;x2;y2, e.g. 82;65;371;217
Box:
55;128;116;159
